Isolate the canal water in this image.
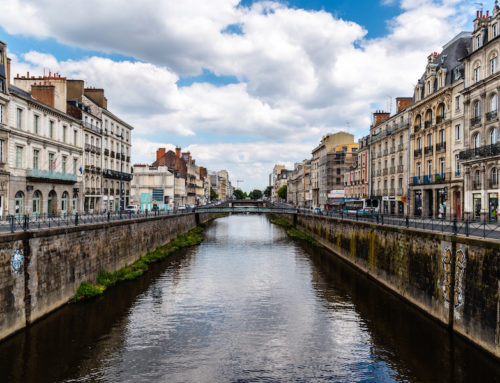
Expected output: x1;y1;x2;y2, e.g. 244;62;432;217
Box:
1;214;500;382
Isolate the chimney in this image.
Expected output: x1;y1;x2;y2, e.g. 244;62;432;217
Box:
6;57;10;89
84;88;107;109
156;148;166;161
395;97;413;113
175;147;181;158
373;110;390;126
31;84;55;108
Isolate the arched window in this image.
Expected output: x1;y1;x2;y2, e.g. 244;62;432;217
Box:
61;191;68;214
48;190;57;215
15;191;24;216
32;190;41;216
491;167;498;187
474;169;481;188
491;94;498;112
438;103;446;122
474;101;482;117
425;109;433;128
72;192;78;213
490;128;498;145
474;132;482;149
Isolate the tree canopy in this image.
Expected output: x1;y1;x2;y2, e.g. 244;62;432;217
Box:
277;185;287;200
210;188;218;201
264;186;272;198
249;189;263;200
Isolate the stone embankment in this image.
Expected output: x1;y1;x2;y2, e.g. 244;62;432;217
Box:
0;212;218;341
272;213;500;359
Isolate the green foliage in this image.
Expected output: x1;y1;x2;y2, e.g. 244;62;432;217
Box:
264;186;273;198
277;185;287;200
249;189;263;200
270;216;321;246
72;225;207;302
233;189;246;200
210;187;218;201
73;281;104;301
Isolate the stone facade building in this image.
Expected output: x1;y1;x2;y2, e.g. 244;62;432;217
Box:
459;7;500;222
131;165;175;211
409;33;471;219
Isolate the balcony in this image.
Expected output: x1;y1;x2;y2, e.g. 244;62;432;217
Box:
377;152;382;158
389;166;395;174
389;188;395;196
104;149;109;156
436;115;446;124
383;188;388;195
110;151;115;158
83;121;102;135
423;174;433;183
126;156;130;163
397;187;404;196
398;144;404;151
383;168;388;175
486;110;498;121
414;148;422;157
458;143;500;160
383;149;388;155
102;169;133;181
376;170;381;176
390;146;396;153
412;176;421;185
397;164;404;173
434;173;446;183
424;121;431;129
414;125;421;133
455;171;461;177
435;141;446;152
471;116;481;126
103;188;108;194
26;169;77;184
473;181;482;190
489;179;499;188
424;145;433;155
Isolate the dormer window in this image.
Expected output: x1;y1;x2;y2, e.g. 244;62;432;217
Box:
490;55;498;75
494;23;498;38
427;81;431;94
476;35;482;49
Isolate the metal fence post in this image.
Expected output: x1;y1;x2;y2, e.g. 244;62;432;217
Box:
129;211;132;220
453;218;457;235
406;216;409;228
23;215;28;231
107;211;111;222
75;212;79;226
483;221;486;238
10;215;14;233
146;209;148;217
381;214;384;225
465;219;469;237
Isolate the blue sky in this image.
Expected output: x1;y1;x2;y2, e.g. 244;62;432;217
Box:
0;0;486;190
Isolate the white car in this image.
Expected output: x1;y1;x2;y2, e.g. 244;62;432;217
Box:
125;204;139;214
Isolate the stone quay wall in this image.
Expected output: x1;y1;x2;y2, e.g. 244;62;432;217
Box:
275;213;500;359
0;212;217;341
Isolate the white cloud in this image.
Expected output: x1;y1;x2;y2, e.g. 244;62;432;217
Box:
1;0;479;189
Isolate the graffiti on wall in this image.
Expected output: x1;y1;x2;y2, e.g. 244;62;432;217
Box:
11;249;24;273
442;247;466;309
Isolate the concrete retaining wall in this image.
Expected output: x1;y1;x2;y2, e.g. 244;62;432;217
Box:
0;212;217;341
275;213;500;359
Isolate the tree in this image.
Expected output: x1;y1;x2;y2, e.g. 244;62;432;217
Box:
210;188;218;201
233;189;245;200
264;186;272;198
249;189;263;200
277;185;287;201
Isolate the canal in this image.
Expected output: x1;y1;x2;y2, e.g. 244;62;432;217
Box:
1;214;500;382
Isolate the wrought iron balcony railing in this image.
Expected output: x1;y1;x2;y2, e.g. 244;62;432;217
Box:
436;141;446;152
486;110;498;121
471;116;482;126
458;143;500;160
424;145;433;155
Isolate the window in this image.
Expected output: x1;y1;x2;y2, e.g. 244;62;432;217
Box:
427;81;431;95
63;125;67;142
417;162;421;177
491;56;498;75
491;94;498;112
439;158;445;175
399;155;403;165
16;108;22;129
494;23;498;37
32;191;41;216
474;66;481;83
427;160;432;175
455;95;461;111
474;101;482;117
49;121;54;138
439;129;444;143
49;153;54;172
474;133;482;149
417;137;421;149
73;158;78;174
476;35;482;49
74;129;78;146
455;155;461;176
33;149;39;169
455;124;461;141
491;128;498;144
427;134;433;147
16;146;23;168
492;168;498;186
0;140;4;163
0;104;3;123
33;115;39;134
62;156;67;174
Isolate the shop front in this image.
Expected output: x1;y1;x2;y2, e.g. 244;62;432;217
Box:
489;193;498;222
414;190;422;216
437;188;447;219
473;193;481;221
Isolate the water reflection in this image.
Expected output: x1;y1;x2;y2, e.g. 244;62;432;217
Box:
0;215;499;382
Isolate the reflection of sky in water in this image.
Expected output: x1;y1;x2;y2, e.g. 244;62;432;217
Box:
74;215;400;382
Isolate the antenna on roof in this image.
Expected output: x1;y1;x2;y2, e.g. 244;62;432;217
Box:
475;2;484;11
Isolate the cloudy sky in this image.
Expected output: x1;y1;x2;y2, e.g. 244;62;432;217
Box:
0;0;487;190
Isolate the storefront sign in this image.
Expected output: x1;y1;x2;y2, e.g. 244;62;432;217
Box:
328;190;345;199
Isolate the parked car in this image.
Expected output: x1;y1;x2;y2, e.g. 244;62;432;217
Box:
125;204;139;214
178;205;186;211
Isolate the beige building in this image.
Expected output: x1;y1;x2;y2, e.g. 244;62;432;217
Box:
369;98;412;215
409;32;471;219
459;7;500;222
131;164;175;210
